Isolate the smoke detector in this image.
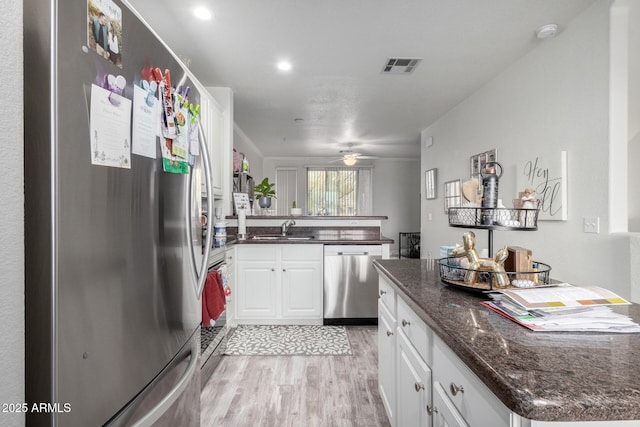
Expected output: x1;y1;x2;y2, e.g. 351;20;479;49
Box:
382;58;422;74
535;24;559;39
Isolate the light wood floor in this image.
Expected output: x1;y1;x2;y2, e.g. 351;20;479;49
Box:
200;325;390;427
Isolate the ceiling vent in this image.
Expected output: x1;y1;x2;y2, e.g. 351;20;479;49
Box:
382;57;422;74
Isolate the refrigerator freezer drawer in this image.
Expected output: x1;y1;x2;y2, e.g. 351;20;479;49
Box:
107;331;200;427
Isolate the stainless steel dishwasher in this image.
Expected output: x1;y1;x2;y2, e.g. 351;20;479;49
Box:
323;245;382;324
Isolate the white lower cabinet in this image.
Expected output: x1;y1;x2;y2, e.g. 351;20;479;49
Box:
379;273;507;427
281;257;322;318
433;335;509;427
432;381;468;427
236;259;277;318
396;329;432;427
235;244;323;324
378;302;396;426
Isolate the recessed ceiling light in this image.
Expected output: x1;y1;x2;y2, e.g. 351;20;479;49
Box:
277;61;292;71
193;7;213;20
535;24;559;39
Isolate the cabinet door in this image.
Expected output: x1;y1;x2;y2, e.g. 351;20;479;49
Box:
396;330;431;427
433;336;509;427
224;247;236;324
281;260;322;318
235;260;277;319
208;100;224;194
431;382;468;427
199;94;224;196
378;302;396;426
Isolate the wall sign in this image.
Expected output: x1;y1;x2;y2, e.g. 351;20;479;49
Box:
516;151;568;221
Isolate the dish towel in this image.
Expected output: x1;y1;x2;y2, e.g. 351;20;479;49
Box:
202;270;226;327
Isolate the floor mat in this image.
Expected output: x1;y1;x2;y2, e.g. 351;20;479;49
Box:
224;325;352;356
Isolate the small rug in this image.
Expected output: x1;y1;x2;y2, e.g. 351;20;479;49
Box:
224;325;352;356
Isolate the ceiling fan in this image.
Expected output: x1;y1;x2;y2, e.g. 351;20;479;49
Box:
330;143;377;165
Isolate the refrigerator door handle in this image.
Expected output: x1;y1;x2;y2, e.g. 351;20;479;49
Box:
186;120;214;298
130;336;199;427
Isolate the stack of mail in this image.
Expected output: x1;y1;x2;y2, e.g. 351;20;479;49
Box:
482;284;640;333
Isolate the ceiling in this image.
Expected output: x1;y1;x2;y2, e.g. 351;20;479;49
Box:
128;0;596;160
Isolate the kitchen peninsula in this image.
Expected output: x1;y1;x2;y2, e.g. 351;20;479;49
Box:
214;216;393;328
223;215;394;245
374;259;640;426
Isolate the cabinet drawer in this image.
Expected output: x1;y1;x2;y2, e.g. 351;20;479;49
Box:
281;244;323;261
378;276;396;316
432;381;468;427
433;336;509;427
397;297;430;363
237;245;277;261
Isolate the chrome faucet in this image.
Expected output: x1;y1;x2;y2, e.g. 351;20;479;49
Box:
281;219;296;236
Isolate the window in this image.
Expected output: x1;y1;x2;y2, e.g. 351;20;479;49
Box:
307;166;372;216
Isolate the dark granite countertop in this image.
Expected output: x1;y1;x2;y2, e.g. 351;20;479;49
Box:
234;235;394;245
373;259;640;422
225;215;388;220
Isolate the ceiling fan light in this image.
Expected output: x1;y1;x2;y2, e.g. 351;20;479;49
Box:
343;156;357;166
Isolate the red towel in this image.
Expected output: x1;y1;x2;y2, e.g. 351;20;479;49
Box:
202;270;226;327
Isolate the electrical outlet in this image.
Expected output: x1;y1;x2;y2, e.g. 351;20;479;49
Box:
583;217;600;234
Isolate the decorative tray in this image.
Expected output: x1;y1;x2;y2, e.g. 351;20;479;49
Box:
448;207;539;230
438;257;552;292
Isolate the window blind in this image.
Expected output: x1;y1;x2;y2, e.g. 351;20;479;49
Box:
307;166;372;216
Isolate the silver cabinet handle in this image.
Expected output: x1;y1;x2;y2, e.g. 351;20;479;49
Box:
227;255;233;260
379;290;387;296
450;382;464;396
426;405;438;416
282;268;286;272
271;268;275;272
402;319;411;327
386;330;393;337
414;382;425;392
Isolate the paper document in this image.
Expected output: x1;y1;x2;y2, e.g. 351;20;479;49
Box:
499;284;630;310
482;284;639;333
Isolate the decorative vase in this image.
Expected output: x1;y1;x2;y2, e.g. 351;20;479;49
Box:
258;197;272;209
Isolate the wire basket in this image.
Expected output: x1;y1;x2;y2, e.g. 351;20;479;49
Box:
448;207;539;230
438;257;552;291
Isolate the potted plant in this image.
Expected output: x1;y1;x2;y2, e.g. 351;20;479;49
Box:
253;177;276;209
291;201;302;216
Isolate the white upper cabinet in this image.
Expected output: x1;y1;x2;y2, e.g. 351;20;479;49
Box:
198;93;224;196
206;87;233;200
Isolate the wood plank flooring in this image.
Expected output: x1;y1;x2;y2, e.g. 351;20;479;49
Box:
200;325;390;427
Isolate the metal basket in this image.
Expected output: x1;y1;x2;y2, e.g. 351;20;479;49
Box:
438;257;551;291
448;207;539;230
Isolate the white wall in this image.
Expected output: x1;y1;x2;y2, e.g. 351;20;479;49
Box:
373;160;421;256
233;124;263;181
420;1;635;297
628;0;640;231
263;157;421;255
1;0;24;425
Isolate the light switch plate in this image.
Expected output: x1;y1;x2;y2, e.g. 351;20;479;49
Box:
583;217;600;233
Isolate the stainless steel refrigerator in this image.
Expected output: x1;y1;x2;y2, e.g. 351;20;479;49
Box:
24;0;213;425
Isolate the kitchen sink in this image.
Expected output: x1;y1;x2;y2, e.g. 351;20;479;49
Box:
251;235;315;241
